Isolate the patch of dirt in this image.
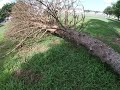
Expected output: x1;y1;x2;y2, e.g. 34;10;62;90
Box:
17;44;49;58
52;39;61;45
114;38;120;45
17;39;61;58
13;69;42;85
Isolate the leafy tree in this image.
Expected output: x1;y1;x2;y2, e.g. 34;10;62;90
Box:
112;0;120;20
103;6;113;16
0;3;15;22
85;10;90;12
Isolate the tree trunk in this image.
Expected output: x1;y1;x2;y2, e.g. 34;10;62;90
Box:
50;29;120;74
65;10;68;26
118;16;119;21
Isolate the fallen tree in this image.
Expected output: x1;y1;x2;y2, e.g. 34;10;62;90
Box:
6;0;120;74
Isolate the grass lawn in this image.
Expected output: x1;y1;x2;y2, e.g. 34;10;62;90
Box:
0;24;6;42
0;17;120;90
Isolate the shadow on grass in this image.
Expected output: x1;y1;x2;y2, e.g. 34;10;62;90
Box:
1;19;120;89
0;41;120;90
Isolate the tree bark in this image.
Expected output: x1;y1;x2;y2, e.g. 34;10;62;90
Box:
118;16;120;21
51;29;120;74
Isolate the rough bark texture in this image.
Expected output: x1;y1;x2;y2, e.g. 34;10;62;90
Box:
53;29;120;74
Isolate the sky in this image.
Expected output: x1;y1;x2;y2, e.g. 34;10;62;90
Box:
0;0;118;11
82;0;118;11
0;0;16;8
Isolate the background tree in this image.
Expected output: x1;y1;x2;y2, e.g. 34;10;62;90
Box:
0;3;15;22
112;0;120;20
103;6;113;17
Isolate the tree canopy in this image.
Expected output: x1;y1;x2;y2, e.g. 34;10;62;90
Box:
0;3;15;22
104;0;120;20
103;6;113;16
112;0;120;20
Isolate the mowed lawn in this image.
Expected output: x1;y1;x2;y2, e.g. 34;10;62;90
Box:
0;24;6;42
0;17;120;90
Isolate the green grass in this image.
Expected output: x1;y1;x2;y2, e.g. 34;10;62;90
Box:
83;18;120;53
0;24;6;42
0;17;120;90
